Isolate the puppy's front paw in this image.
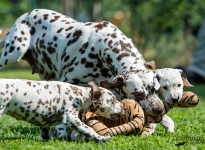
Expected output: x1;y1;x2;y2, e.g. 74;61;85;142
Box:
98;135;112;143
54;124;67;137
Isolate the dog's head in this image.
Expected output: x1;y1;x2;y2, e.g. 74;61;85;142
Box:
155;68;193;104
88;81;124;120
138;93;164;116
100;61;160;101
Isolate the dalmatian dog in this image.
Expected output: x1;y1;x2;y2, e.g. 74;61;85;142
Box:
0;9;158;99
149;68;193;134
156;68;193;104
1;9;192;137
0;9;163;137
0;79;124;142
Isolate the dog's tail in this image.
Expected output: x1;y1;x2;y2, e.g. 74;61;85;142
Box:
0;29;5;49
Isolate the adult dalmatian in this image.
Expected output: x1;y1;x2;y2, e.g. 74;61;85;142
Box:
0;9;165;138
0;9;159;100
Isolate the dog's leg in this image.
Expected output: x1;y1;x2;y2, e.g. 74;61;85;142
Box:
0;28;30;70
149;115;174;134
63;113;112;142
54;124;67;137
160;115;174;132
149;123;157;135
39;127;52;141
69;130;87;141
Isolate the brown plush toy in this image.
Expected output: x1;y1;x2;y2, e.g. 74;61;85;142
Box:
69;91;199;139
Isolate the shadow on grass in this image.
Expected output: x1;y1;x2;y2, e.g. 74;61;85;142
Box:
0;124;72;142
0;125;41;141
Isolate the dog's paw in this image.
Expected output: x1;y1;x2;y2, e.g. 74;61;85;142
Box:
165;127;174;133
54;124;67;137
98;135;112;142
69;130;86;141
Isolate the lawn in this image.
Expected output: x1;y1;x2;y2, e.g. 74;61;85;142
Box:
0;67;205;150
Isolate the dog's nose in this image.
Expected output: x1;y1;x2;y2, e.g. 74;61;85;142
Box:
152;103;165;116
133;91;146;101
153;108;164;116
172;98;179;103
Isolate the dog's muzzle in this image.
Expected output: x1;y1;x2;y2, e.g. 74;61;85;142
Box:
172;97;180;103
110;114;121;120
139;94;165;117
110;105;125;120
132;91;146;101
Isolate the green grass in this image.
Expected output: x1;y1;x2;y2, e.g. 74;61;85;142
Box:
0;66;39;80
0;68;205;150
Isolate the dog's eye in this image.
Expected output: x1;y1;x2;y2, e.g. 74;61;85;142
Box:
163;86;168;90
178;84;181;87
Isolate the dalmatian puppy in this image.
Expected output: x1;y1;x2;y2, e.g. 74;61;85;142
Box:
0;79;124;142
156;68;193;104
150;68;193;134
67;92;164;142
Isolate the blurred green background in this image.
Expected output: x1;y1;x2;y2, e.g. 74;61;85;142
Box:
0;0;205;70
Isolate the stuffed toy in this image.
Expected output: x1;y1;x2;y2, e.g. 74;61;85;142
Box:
69;91;199;139
141;91;200;136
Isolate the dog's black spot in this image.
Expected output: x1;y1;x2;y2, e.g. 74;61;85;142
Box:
53;36;58;41
85;62;94;68
79;42;89;54
57;28;64;33
9;46;15;53
81;58;86;64
30;27;36;35
66;33;71;38
68;67;74;72
67;30;82;46
42;33;46;37
4;52;7;57
5;43;10;48
42;51;53;70
47;46;56;54
64;55;70;62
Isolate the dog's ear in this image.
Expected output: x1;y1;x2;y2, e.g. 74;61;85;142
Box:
153;71;161;90
88;81;102;104
178;69;193;87
144;61;156;72
100;74;125;89
153;76;160;90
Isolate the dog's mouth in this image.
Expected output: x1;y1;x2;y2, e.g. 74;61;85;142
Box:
110;114;121;120
132;92;146;101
